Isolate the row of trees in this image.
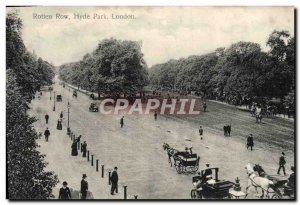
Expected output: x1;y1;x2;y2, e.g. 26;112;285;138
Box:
7;12;58;199
149;30;295;109
59;38;149;97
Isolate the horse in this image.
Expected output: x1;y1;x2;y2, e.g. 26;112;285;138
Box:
245;163;274;199
163;143;177;167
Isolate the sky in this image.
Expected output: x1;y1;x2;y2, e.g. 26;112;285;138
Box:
7;6;294;67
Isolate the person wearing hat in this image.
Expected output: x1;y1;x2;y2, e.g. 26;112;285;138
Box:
81;174;88;199
58;181;71;199
82;141;87;157
277;152;286;175
199;126;203;140
120;116;124;128
286;166;295;190
246;134;254;151
110;167;119;195
204;164;212;179
44;127;50;142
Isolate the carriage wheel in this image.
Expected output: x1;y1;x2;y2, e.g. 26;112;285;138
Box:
191;189;199;199
175;164;183;174
271;193;281;199
192;165;199;173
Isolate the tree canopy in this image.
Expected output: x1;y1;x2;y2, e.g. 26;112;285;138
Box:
59;38;149;96
6;11;58;199
149;30;295;105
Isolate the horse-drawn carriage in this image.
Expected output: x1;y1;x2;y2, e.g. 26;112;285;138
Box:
163;143;200;174
89;93;97;100
251;164;294;199
89;103;99;112
173;152;200;174
191;168;234;199
73;90;78;98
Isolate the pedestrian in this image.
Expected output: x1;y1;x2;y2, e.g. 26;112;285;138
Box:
286;166;295;190
45;114;49;124
44;128;50;142
277;152;286;175
58;181;72;199
82;141;87;157
57;119;62;130
40;91;42;96
199;126;203;140
120;116;124;128
80;174;88;199
246;134;254;151
203;102;207;112
110;167;119;195
71;140;78;156
60;111;63;119
154;111;158;121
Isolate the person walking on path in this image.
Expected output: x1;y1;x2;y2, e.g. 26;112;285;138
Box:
120;116;124;128
199;126;203;140
277;152;286;175
246;134;254;151
57;119;62;130
60;111;63;119
45;114;49;124
110;167;119;195
203;102;207;112
59;181;72;199
154;111;157;121
80;174;88;199
44;128;50;142
71;140;78;156
82;141;87;157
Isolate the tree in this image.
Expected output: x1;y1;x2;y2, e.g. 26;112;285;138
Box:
6;12;58;199
7;71;58;199
59;38;149;96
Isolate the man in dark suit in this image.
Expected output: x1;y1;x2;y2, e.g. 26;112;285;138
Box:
277;152;286;175
59;181;71;199
120;116;124;128
204;164;212;177
287;166;295;189
199;126;203;140
110;167;119;195
44;128;50;142
201;164;213;184
81;174;88;199
45;114;49;124
82;141;87;157
247;134;254;151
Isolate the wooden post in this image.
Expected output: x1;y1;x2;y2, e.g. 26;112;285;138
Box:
91;155;94;166
87;151;90;161
101;165;104;178
96;160;99;172
123;186;127;200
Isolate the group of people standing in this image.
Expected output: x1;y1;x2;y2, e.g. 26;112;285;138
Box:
43;112;64;142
